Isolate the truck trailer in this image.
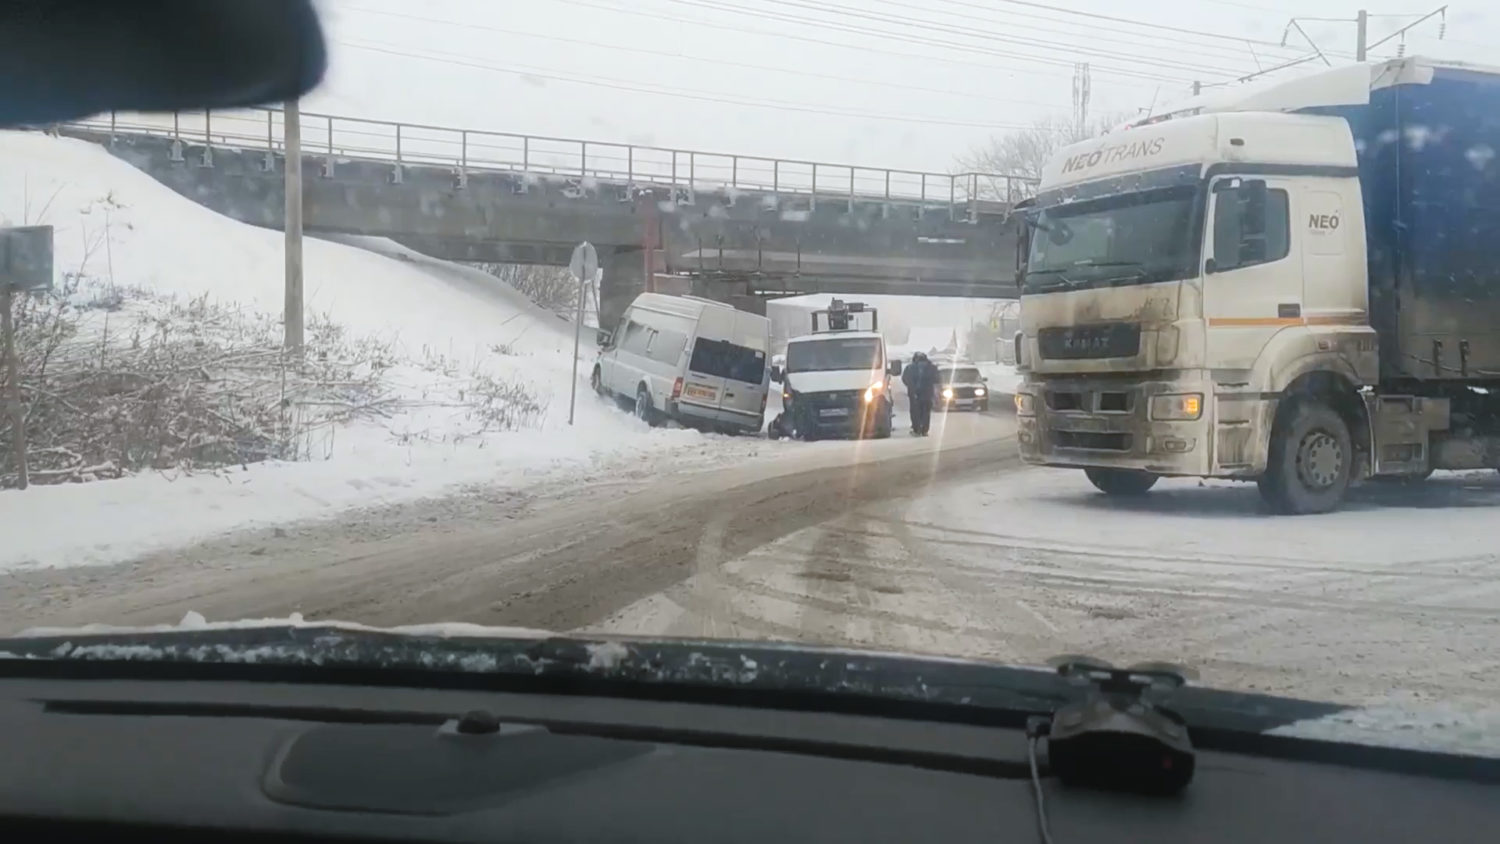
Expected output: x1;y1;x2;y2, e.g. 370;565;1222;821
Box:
1014;58;1500;513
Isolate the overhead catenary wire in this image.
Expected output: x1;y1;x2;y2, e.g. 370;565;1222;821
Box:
887;0;1340;64
542;0;1170;92
336;40;1063;131
575;0;1206;85
665;0;1261;80
335;4;1073;112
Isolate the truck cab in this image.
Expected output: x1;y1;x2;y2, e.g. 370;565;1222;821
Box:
1017;58;1500;513
772;301;898;440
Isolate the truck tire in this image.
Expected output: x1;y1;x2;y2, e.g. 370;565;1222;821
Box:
1258;399;1352;514
635;386;663;428
1084;468;1157;496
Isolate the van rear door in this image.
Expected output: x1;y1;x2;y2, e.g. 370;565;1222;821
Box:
716;312;769;423
681;309;730;413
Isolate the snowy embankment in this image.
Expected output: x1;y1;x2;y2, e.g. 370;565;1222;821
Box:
0;132;748;572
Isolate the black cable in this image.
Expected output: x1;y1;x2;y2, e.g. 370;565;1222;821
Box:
1025;716;1055;844
1027;734;1055;844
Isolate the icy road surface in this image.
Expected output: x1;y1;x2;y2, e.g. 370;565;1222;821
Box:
6;406;1499;709
587;468;1500;709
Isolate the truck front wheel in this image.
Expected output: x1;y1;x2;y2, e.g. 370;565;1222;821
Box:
1258;399;1352;515
1084;468;1157;496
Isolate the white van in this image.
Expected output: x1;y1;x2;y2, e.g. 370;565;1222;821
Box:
591;293;771;435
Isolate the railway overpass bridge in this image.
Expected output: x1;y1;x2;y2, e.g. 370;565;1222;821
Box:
56;108;1029;326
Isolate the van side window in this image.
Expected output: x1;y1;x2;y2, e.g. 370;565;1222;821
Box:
647;328;688;365
620;320;653;355
1212;184;1290;272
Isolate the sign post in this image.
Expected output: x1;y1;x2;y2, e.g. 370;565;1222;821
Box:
567;241;599;426
1;225;55;490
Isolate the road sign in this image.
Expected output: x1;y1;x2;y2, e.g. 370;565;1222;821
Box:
1;226;54;292
568;241;598;283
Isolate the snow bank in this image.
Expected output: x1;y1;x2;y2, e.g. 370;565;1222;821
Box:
0;131;741;571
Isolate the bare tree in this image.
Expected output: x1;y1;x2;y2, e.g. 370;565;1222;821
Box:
956;112;1136;201
475;263;577;315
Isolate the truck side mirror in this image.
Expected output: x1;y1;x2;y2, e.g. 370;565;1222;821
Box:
770;365;783;383
596;329;612;347
888;360;903;377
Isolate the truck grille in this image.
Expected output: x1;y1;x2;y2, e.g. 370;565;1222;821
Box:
1055;431;1133;451
1037;323;1141;360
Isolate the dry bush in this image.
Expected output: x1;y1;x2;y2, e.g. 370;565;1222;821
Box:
0;281;397;487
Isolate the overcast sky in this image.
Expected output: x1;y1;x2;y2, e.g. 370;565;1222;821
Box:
304;0;1489;173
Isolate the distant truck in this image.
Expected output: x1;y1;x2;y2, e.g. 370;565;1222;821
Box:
592;293;771;435
1015;58;1500;513
771;300;899;440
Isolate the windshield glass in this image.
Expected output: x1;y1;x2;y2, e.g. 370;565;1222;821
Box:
6;0;1500;767
786;338;882;372
1024;185;1199;293
690;338;766;384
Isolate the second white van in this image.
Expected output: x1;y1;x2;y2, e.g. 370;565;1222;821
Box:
591;293;771;435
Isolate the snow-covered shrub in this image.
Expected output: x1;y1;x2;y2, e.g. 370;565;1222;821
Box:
0;280;395;487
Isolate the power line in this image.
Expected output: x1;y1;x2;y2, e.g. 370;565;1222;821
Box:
973;0;1364;58
545;0;1180;89
893;0;1322;65
335;40;1060;130
671;0;1260;79
336;4;1072;112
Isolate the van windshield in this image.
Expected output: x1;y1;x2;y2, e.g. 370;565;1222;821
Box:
787;337;882;372
689;338;767;384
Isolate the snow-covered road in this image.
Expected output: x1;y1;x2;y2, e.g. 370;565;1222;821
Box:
589;467;1500;710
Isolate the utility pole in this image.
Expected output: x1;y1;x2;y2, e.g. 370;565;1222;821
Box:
284;99;304;354
1;282;25;489
1192;80;1202;97
1356;9;1368;61
1071;62;1092;138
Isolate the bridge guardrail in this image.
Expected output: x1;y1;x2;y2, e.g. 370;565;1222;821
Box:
60;108;1036;219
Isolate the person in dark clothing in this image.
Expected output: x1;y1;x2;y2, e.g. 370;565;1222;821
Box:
902;352;938;436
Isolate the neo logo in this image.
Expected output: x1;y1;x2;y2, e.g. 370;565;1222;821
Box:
1309;213;1340;231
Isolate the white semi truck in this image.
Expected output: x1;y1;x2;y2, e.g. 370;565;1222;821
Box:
1015;58;1500;513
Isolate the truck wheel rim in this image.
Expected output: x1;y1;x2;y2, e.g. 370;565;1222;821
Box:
1296;431;1343;489
636;393;648;418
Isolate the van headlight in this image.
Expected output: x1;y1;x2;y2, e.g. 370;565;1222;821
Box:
1150;393;1203;420
864;382;883;403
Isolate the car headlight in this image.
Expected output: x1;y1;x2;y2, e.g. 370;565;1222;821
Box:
974;387;987;396
863;382;883;403
1014;392;1036;416
942;387;954;399
1150;393;1203;421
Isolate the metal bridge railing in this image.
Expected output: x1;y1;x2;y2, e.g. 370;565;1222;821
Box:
68;107;1036;214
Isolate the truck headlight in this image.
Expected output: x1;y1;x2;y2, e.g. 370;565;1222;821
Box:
1150;393;1203;421
1014;392;1036;416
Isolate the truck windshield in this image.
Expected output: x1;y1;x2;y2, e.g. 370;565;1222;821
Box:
689;338;767;385
1024;185;1199;293
786;337;882;372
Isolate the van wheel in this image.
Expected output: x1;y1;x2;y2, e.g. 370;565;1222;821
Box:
1084;468;1157;496
590;366;606;396
1258;398;1351;514
635;386;662;427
